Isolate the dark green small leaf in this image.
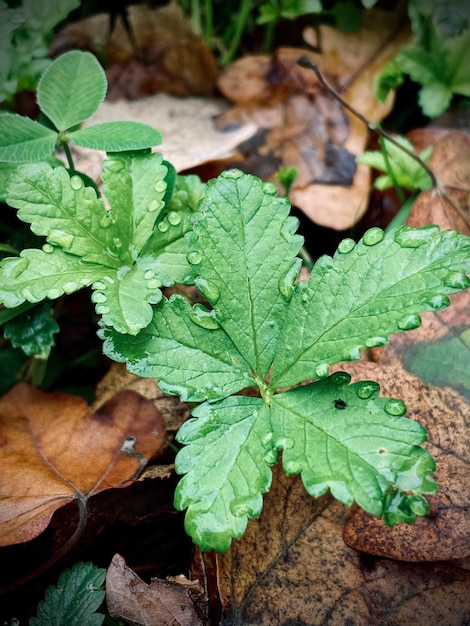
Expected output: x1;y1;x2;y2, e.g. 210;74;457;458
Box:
4;302;59;358
67;121;162;151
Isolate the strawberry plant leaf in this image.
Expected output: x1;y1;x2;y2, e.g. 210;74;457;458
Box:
187;170;303;378
3;302;59;358
37;50;107;131
0;112;57;162
67;121;162;152
30;561;105;626
102;295;256;401
270;373;436;525
174;396;271;552
270;225;470;389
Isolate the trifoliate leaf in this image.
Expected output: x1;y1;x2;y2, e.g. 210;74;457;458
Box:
270;372;436;524
270;225;470;389
37;50;107;131
0;248;104;308
174;396;272;552
0;113;57;162
29;561;105;626
6;163;121;266
101;152;168;256
67;121;162;152
188;170;303;378
166;174;205;213
4;302;59;358
101;295;256;402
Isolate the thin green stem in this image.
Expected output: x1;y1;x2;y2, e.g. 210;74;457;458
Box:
61;139;75;170
379;135;406;205
204;0;213;45
221;0;253;66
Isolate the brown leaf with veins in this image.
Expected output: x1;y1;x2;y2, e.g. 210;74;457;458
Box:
0;383;165;546
106;553;204;626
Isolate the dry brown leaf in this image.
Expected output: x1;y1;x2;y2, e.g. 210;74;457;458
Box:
216;465;470;625
106;553;204;626
215;5;411;230
0;384;165;546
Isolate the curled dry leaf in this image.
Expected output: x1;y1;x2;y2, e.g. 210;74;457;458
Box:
216;5;411;230
106;553;204;626
0;383;165;546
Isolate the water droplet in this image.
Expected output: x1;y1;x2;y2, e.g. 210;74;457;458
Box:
154;180;167;193
21;287;34;300
337;238;356;254
356;381;380;399
100;214;113;228
264;450;278;465
195;278;220;303
263;181;277;195
331;371;351;386
63;281;79;294
398;313;421;330
46;288;61;299
384;399;406;416
93;281;106;290
223;169;244;180
144;270;155;280
112;237;122;249
279;258;302;301
48;230;74;251
70;175;83;190
107;160;124;173
80;278;91;286
188;304;220;329
187;251;202;265
42;243;54;253
315;363;329;378
167;211;181;226
262;433;273;446
427;294;450;310
409;495;429;516
365;336;388;348
343;345;362;360
394;224;439;248
281;217;299;241
444;270;470;290
274;437;293;450
157;220;169;232
147;279;162;290
92;291;107;303
95;304;110;315
363;227;384;246
147;199;161;212
103;275;115;284
284;460;300;474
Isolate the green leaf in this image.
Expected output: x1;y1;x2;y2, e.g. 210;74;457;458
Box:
270;373;436;524
29;561;105;626
101;295;256;402
0;113;57;162
67;121;162;152
0;248;104;308
188;170;303;378
4;301;59;358
21;0;80;36
37;50;107;131
270;225;470;389
101;153;168;256
174;396;272;552
6;163;121;267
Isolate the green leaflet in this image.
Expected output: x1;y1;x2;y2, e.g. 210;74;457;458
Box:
4;301;59;358
0;113;57;162
270;225;470;389
67;121;162;152
174;396;272;552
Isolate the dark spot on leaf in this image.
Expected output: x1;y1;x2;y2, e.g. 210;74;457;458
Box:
334;398;347;410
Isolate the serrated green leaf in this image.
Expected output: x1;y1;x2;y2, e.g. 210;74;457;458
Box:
101;152;168;256
37;50;107;131
6;163;122;266
189;170;303;378
166;174;205;213
101;294;256;402
271;225;470;389
0;113;57;162
30;561;105;626
270;373;436;523
67;121;162;151
4;301;59;358
0;248;104;307
174;396;272;552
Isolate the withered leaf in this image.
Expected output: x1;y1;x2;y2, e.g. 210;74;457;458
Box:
0;383;165;546
106;553;204;626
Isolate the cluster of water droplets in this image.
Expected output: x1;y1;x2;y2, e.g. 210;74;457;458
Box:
157;209;182;233
91;275;116;315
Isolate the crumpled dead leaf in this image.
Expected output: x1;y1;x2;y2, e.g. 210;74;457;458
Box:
106;553;204;626
215;4;411;230
0;383;165;546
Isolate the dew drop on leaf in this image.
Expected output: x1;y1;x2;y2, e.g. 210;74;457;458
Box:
264;450;278;465
337;238;356;254
80;277;91;286
167;211;181;226
104;275;115;284
384;398;407;416
144;270;155;280
262;432;273;446
21;287;34;300
393;224;439;248
397;313;421;330
427;294;450;310
188;304;220;329
365;336;388;348
222;169;244;180
93;281;106;290
95;304;110;314
409;495;430;516
274;436;294;450
315;363;329;378
330;371;351;385
356;381;380;399
157;220;169;232
195;278;220;303
63;281;79;294
49;231;74;251
343;345;362;360
107;160;124;173
147;199;161;212
362;227;384;246
92;291;107;303
154;180;167;192
42;244;54;253
147;279;162;290
46;288;61;299
70;175;83;190
262;181;277;195
278;258;302;301
112;237;122;249
187;251;202;265
100;214;113;228
443;270;470;290
284;460;300;474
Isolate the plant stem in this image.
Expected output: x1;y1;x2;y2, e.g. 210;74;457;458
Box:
221;0;253;66
378;135;406;205
204;0;213;45
61;139;75;170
